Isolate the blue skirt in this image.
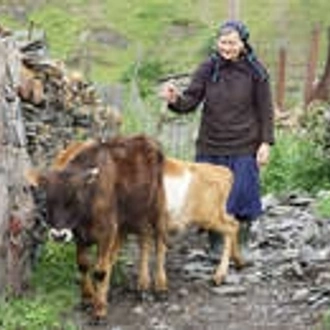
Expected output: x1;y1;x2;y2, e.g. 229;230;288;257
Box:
195;154;262;221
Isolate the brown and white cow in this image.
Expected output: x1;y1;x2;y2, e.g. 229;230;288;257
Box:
26;134;168;323
163;157;244;285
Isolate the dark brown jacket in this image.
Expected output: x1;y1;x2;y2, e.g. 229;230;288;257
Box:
169;55;274;156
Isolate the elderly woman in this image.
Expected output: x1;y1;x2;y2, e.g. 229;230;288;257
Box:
160;20;274;259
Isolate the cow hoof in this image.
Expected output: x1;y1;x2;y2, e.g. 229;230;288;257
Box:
136;290;153;302
212;274;225;286
154;290;168;302
234;260;246;270
88;316;107;326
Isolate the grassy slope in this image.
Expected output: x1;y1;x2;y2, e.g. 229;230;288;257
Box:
1;0;330;84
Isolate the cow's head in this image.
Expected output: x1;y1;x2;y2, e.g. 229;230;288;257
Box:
26;167;99;242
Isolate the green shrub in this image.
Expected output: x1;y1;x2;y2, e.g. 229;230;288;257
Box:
261;128;330;194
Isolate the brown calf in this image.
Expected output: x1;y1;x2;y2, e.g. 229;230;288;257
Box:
26;135;168;323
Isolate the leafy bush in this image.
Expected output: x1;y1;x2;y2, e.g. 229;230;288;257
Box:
261;127;330;194
300;101;330;157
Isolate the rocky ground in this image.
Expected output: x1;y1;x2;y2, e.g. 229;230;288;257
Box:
73;192;330;330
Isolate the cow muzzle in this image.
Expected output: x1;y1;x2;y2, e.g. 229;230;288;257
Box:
49;228;73;243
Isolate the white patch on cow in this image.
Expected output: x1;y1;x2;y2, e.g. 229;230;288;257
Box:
164;169;192;227
49;228;73;243
88;167;99;176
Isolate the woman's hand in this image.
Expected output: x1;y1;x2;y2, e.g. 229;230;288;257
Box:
257;142;270;167
159;82;179;104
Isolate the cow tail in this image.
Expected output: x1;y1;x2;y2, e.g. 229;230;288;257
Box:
149;147;169;247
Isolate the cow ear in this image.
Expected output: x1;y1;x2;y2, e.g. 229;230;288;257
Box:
24;168;46;187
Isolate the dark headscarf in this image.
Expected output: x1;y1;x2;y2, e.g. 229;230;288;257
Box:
211;20;268;82
218;20;250;44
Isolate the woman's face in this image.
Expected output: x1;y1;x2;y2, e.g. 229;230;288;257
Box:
216;30;244;61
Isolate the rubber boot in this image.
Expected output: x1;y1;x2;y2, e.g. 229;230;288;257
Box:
238;221;254;266
239;221;251;246
208;231;222;263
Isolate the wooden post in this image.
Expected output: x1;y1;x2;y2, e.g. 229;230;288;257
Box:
275;46;286;111
307;26;330;104
227;0;240;20
304;25;321;107
27;21;35;41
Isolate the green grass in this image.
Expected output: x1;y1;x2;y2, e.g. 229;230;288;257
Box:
0;296;77;330
313;191;330;218
2;0;330;85
320;310;330;330
0;239;129;330
29;6;85;59
0;242;78;330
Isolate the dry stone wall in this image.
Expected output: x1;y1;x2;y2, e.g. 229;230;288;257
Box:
0;28;122;296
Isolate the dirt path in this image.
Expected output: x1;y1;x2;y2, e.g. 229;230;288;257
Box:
74;235;327;330
73;195;330;330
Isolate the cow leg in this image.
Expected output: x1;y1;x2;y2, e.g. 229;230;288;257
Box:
208;216;243;285
212;232;231;285
92;231;122;322
76;243;95;310
154;232;167;296
137;234;151;296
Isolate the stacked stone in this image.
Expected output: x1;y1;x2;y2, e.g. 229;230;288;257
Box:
18;37;119;166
